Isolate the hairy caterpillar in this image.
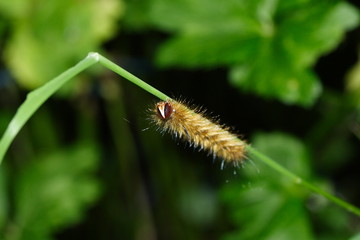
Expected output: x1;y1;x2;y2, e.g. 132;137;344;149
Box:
151;99;246;166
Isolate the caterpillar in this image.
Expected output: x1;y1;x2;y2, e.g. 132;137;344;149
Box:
150;99;246;167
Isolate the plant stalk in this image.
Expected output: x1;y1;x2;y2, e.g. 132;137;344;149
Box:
246;145;360;216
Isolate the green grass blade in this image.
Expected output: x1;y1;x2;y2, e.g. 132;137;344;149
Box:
0;53;98;163
98;55;170;101
247;145;360;217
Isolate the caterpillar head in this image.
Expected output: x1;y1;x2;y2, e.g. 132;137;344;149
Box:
156;101;175;120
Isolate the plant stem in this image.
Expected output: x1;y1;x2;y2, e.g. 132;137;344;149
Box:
0;52;359;217
246;145;360;217
97;54;170;101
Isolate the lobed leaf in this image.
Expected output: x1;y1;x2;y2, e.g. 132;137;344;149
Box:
0;0;123;89
12;143;101;239
221;132;352;239
149;0;360;106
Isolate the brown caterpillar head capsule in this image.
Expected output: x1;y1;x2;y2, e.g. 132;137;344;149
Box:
156;101;174;120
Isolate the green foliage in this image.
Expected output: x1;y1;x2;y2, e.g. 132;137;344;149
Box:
1;51;358;239
221;132;351;240
0;167;8;232
346;50;360;107
222;132;313;240
135;0;359;106
1;143;101;240
0;0;123;89
349;232;360;240
0;54;98;163
250;132;311;179
1;0;360;234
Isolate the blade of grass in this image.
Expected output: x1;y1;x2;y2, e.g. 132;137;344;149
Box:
0;52;359;217
0;53;98;163
0;53;170;163
97;54;170;101
246;145;360;217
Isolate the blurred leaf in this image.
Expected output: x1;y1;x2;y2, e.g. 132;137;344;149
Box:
12;143;101;240
0;0;28;18
222;187;314;240
0;166;8;232
312;201;353;240
247;132;311;181
221;132;354;239
346;51;360;107
178;185;217;227
148;0;359;106
349;232;360;240
221;132;314;240
229;58;322;106
0;0;123;89
122;0;153;30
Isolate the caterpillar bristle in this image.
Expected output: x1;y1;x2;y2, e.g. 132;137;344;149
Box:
150;99;247;165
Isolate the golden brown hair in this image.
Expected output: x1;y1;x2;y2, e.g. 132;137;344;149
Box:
151;99;246;166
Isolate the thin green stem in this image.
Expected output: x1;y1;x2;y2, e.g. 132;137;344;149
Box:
0;52;359;217
246;145;360;217
98;54;170;101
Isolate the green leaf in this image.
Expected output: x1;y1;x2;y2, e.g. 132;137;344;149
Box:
157;33;261;67
12;143;101;240
1;0;123;89
0;166;8;232
349;232;360;240
221;132;314;240
221;132;354;239
222;186;314;240
150;0;359;106
229;61;322;106
0;0;28;18
249;132;311;179
346;51;360;107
